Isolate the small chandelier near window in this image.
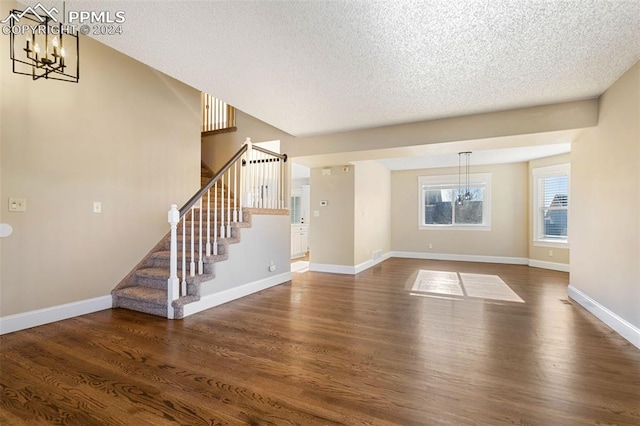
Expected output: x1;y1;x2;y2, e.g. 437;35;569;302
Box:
7;7;79;83
456;152;472;206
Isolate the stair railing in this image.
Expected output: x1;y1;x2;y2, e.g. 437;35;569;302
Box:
166;138;287;318
202;93;236;133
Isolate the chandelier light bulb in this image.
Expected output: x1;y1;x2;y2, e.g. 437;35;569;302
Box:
34;43;41;54
60;47;66;57
52;37;59;48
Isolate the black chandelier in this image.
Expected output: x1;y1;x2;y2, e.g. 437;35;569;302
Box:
8;8;79;83
456;151;472;206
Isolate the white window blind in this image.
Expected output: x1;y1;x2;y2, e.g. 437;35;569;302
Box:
532;163;570;246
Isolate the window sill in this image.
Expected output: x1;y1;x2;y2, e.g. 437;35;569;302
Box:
533;240;569;249
419;225;491;231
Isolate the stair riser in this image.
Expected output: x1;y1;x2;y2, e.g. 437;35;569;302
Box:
165;238;239;252
114;296;167;318
169;228;240;244
174;227;238;239
134;275;168;290
148;257;215;274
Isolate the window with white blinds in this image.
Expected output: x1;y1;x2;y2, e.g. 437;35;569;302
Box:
532;163;570;246
419;173;492;230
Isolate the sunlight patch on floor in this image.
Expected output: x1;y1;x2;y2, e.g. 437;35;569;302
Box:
412;270;465;296
410;270;524;303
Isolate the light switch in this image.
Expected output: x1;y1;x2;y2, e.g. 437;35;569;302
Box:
313;210;320;217
93;202;102;214
8;198;26;212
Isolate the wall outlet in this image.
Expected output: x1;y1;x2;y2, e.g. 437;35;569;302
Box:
428;243;433;249
8;198;26;212
548;249;554;257
93;201;102;214
269;261;276;272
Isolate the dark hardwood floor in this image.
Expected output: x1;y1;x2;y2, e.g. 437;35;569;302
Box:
1;258;639;425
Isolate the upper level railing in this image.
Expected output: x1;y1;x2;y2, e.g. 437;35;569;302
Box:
166;138;287;318
202;93;236;133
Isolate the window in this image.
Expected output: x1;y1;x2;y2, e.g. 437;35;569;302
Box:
532;163;570;247
418;173;491;230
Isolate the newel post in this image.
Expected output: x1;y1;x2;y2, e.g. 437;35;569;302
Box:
244;137;253;208
167;204;180;319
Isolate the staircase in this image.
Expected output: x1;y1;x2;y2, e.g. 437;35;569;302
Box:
113;167;246;318
112;139;287;319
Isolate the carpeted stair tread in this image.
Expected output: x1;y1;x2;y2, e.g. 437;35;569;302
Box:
115;286;167;304
136;267;169;279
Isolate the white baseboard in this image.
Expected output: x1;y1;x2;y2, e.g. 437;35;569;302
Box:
310;252;392;275
0;295;112;335
568;285;640;350
308;263;356;274
391;251;529;265
528;259;570;272
182;272;292;318
354;251;392;274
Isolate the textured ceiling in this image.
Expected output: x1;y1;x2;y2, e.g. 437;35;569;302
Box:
55;1;639;137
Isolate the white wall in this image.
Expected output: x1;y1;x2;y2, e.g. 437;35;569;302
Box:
570;61;640;335
199;213;291;295
391;163;528;260
0;0;201;317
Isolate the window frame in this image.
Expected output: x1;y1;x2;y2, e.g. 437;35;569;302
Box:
532;163;570;248
418;173;492;231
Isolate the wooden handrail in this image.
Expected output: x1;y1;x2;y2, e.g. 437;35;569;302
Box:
252;145;288;161
180;144;248;216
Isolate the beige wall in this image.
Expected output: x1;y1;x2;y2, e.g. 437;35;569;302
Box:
0;7;201;317
309;166;355;266
571;61;640;329
391;163;528;258
354;161;391;265
528;153;571;264
284;100;598;158
202;110;293;171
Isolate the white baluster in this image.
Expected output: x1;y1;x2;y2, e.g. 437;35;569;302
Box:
278;158;283;208
167;204;180;319
213;181;218;255
206;187;211;256
181;214;186;294
220;172;226;239
239;153;244;222
227;169;231;237
233;162;238;222
190;206;195;277
244;138;253;208
198;198;203;275
270;156;275;208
